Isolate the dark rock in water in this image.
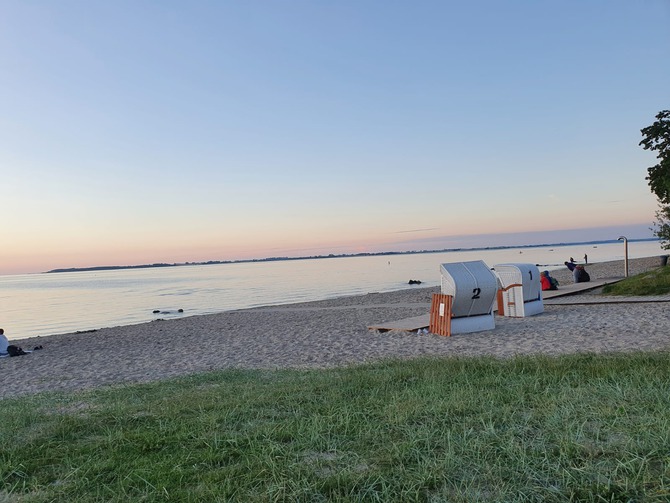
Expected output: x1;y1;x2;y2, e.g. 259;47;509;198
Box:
153;310;160;314
408;279;422;285
178;309;184;313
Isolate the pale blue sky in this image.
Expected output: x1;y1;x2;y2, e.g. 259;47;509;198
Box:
1;1;669;274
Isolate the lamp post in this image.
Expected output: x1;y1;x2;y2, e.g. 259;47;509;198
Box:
618;236;629;277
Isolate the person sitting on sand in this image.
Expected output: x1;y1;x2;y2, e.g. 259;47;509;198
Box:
540;271;559;291
0;328;8;356
573;265;590;283
0;328;42;357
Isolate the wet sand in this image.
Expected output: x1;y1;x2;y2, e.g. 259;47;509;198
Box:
2;256;668;399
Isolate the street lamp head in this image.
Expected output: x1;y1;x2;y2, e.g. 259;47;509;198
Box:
618;236;627;241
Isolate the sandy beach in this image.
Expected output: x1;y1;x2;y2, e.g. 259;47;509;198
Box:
2;256;669;399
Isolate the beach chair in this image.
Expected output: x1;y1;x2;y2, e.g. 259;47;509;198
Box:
433;260;498;335
493;263;544;317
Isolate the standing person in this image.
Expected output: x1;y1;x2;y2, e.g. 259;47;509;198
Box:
584;254;588;264
0;328;8;356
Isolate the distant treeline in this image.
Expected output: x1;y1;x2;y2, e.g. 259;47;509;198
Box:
45;238;659;274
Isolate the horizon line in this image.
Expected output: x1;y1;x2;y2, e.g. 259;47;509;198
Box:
43;237;660;274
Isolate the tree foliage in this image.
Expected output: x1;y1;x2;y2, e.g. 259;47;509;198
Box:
641;110;670;249
652;205;670;250
641;110;670;204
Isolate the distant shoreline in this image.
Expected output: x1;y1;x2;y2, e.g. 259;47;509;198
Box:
45;238;660;274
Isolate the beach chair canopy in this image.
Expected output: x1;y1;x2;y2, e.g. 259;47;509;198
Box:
440;260;498;318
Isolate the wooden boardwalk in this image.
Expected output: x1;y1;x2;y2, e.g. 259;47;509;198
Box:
367;277;625;332
540;277;623;299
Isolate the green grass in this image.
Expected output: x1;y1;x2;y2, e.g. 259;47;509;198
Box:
602;265;670;296
2;354;670;502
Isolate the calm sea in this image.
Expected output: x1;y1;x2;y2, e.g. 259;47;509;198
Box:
0;240;663;341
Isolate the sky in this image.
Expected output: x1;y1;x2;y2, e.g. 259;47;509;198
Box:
1;1;669;275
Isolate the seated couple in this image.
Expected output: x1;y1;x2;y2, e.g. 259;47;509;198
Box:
540;271;559;291
564;261;590;283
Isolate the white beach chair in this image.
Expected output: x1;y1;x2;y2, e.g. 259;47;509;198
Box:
492;263;544;317
434;260;498;335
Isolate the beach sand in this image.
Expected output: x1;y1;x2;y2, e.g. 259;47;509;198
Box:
2;256;669;399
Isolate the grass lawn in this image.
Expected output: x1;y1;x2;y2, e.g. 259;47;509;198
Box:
603;265;670;296
2;353;670;502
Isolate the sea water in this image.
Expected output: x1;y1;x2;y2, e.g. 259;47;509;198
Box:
0;240;663;341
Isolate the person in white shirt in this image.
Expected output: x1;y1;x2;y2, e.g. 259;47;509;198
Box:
0;328;8;355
